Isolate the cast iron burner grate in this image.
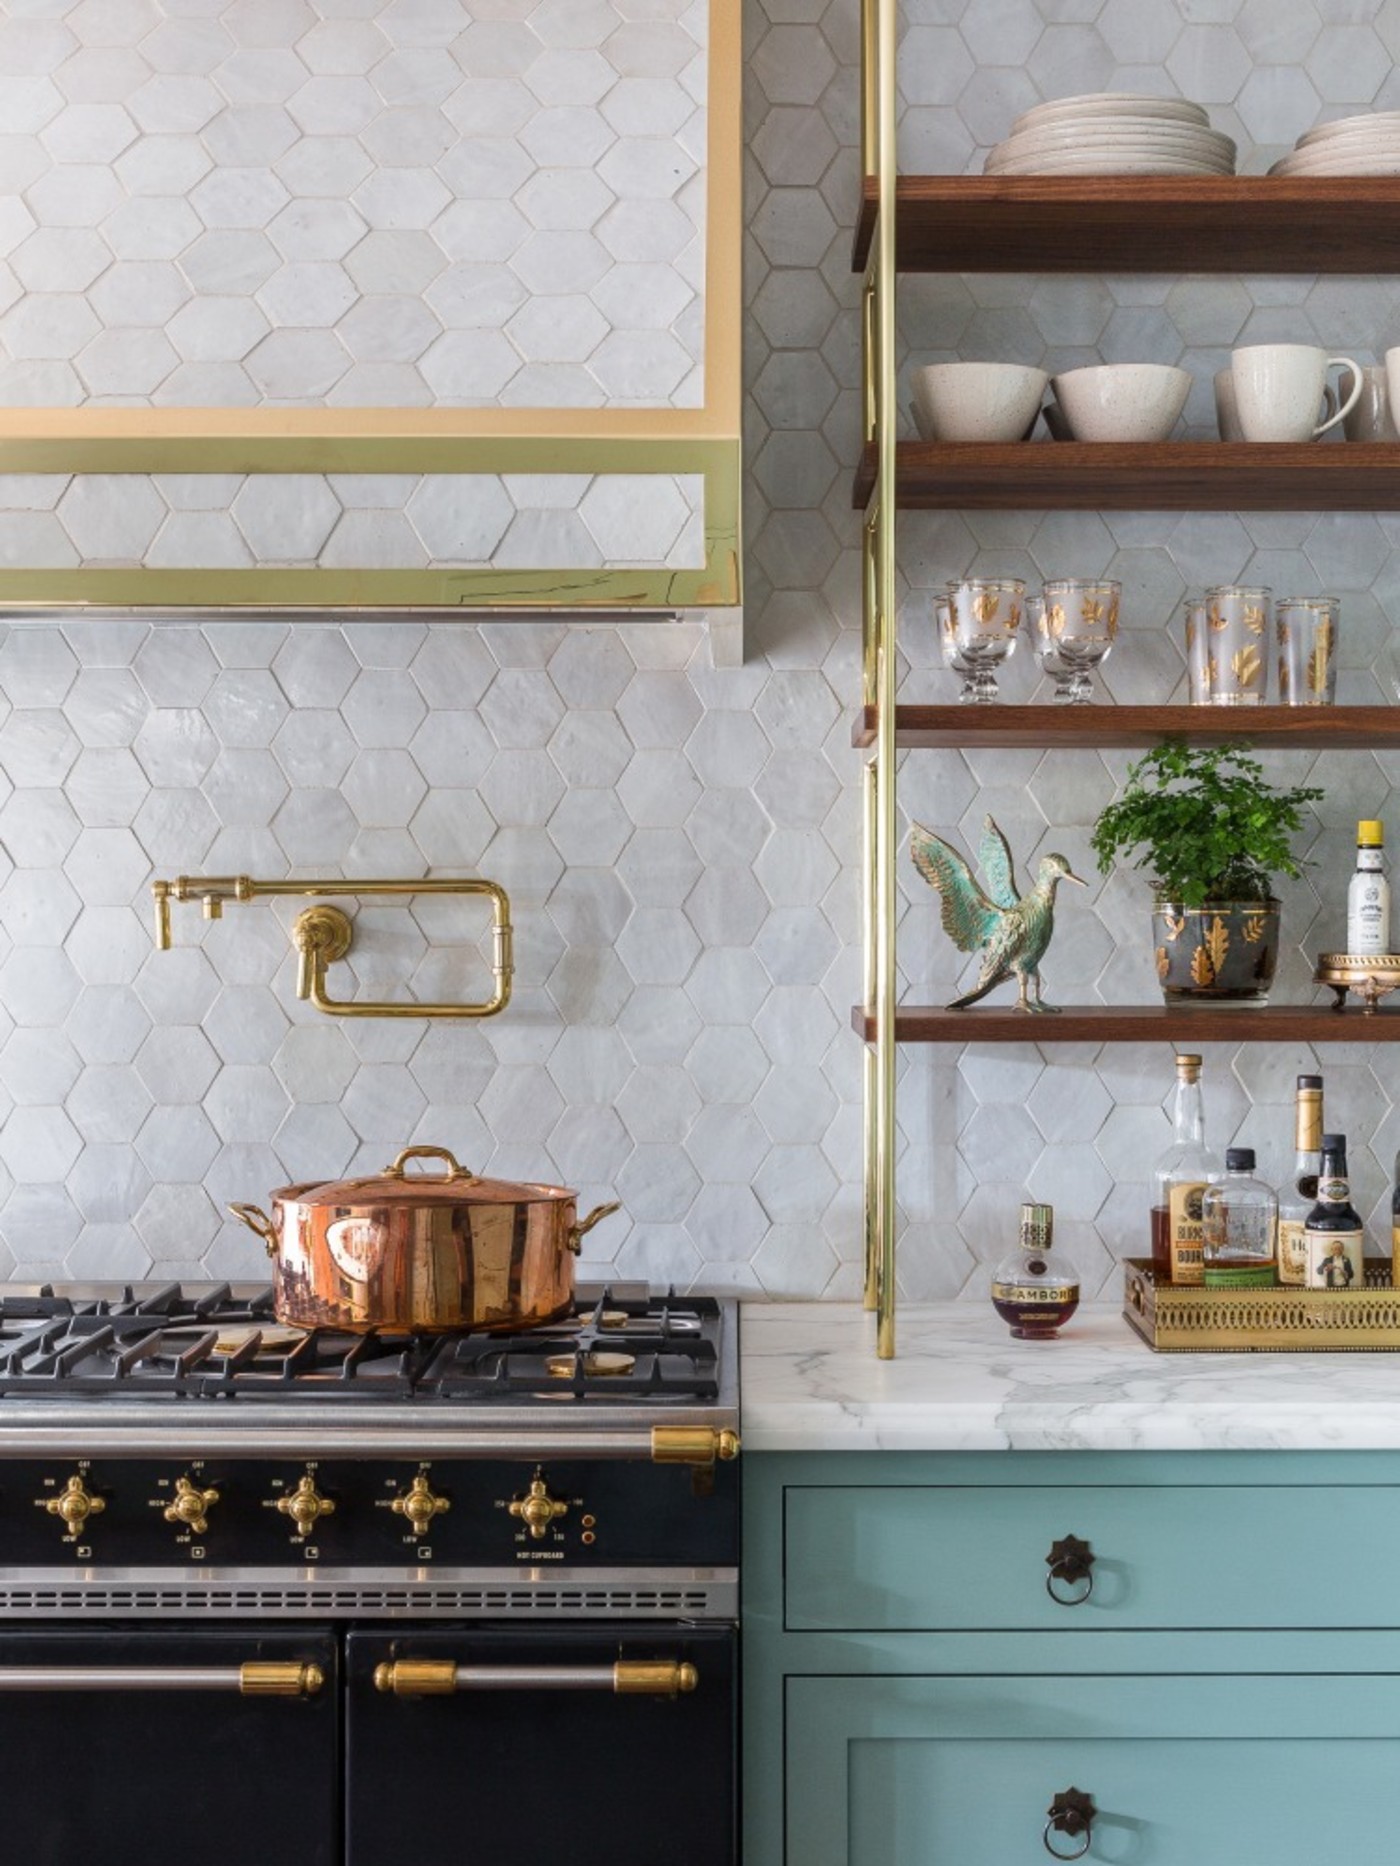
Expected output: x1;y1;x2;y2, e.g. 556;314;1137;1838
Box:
0;1284;721;1404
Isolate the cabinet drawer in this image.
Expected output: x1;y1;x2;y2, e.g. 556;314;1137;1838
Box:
787;1673;1400;1866
784;1482;1400;1630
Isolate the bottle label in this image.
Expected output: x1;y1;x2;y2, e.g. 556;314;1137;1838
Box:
1318;1177;1350;1203
1277;1218;1308;1285
1202;1264;1276;1289
1393;1221;1400;1287
1305;1227;1365;1291
991;1281;1079;1304
1168;1180;1207;1284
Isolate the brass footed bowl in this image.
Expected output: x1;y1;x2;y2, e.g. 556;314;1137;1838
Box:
1314;952;1400;1014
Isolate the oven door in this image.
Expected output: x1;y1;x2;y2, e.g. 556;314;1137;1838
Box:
347;1624;736;1866
0;1626;338;1866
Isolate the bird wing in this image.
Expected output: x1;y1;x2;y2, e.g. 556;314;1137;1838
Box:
977;816;1020;911
909;822;1002;953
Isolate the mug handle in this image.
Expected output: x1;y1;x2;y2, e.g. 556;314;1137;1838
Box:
1315;357;1364;437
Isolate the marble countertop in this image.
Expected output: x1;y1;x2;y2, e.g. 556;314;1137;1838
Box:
739;1302;1400;1452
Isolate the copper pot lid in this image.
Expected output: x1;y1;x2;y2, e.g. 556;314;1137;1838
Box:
274;1145;578;1210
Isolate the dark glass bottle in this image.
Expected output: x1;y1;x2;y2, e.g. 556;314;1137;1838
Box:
1304;1133;1365;1292
1391;1149;1400;1289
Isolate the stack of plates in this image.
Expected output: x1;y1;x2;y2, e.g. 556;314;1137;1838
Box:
984;92;1236;176
1270;112;1400;176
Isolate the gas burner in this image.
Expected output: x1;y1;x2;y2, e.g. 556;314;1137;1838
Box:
0;1283;723;1405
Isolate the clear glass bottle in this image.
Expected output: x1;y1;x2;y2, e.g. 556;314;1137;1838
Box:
991;1203;1080;1339
1347;819;1390;954
1202;1148;1278;1288
1276;1073;1324;1286
1150;1053;1214;1284
1305;1133;1366;1291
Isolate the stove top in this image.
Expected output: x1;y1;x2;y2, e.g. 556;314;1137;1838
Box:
0;1282;738;1454
0;1283;722;1405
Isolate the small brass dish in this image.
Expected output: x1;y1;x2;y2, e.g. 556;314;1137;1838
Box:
1314;951;1400;1013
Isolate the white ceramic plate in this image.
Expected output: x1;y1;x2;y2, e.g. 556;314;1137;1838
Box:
1270;151;1400;176
1013;92;1210;133
993;123;1234;155
1296;111;1400;149
988;153;1233;176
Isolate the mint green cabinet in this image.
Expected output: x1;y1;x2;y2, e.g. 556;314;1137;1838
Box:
745;1451;1400;1866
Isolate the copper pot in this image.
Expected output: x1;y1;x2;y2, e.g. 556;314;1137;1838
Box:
229;1145;620;1333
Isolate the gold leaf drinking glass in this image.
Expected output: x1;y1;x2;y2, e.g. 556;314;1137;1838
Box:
1201;584;1271;705
1183;594;1210;704
1276;596;1339;706
942;577;1025;703
1029;577;1121;704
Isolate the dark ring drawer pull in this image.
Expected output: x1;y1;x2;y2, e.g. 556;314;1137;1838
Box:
1045;1535;1095;1605
1043;1787;1095;1859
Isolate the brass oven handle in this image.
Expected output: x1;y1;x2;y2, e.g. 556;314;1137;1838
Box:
1045;1535;1095;1605
0;1662;323;1698
651;1426;741;1467
374;1659;698;1698
1044;1788;1095;1859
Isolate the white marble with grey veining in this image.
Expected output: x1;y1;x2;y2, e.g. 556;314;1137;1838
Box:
740;1302;1400;1453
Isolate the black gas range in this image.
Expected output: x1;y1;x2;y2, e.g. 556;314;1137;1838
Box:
0;1281;739;1866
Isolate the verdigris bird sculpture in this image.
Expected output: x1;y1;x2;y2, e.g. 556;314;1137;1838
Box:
909;815;1088;1013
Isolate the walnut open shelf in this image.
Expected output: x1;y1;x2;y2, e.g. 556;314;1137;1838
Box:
853;440;1400;511
852;705;1400;750
850;175;1400;274
851;1004;1400;1044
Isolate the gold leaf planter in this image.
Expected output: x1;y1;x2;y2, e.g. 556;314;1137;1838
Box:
1152;897;1280;1004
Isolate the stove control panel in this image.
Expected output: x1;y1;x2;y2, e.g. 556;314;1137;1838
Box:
0;1456;738;1569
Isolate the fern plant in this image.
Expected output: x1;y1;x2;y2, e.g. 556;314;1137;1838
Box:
1090;742;1322;909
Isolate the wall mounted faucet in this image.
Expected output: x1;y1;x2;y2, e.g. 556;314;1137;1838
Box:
149;875;513;1020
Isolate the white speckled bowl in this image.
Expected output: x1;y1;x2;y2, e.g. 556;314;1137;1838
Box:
910;362;1048;443
1050;363;1192;443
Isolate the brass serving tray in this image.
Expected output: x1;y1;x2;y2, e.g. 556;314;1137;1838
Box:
1123;1258;1400;1352
1314;951;1400;1013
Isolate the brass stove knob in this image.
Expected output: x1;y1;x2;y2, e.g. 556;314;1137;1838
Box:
509;1473;568;1540
164;1476;220;1536
276;1475;335;1537
391;1474;450;1539
42;1474;105;1536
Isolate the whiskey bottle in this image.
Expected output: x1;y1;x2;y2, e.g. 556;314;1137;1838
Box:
1150;1053;1213;1284
1276;1073;1323;1286
1392;1150;1400;1289
990;1203;1079;1339
1304;1134;1366;1291
1202;1148;1277;1288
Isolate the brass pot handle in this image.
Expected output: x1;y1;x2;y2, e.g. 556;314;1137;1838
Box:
566;1201;623;1255
228;1203;280;1258
383;1145;477;1183
1045;1535;1095;1605
1044;1788;1095;1859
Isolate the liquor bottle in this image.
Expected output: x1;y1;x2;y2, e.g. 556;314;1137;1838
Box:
1202;1148;1277;1288
991;1203;1079;1339
1304;1133;1366;1291
1150;1053;1213;1284
1392;1150;1400;1289
1276;1073;1324;1286
1347;820;1390;954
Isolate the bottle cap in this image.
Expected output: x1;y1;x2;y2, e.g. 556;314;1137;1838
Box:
1018;1202;1053;1250
1297;1075;1323;1091
1321;1132;1346;1151
1225;1147;1255;1171
1358;820;1384;845
1174;1053;1202;1073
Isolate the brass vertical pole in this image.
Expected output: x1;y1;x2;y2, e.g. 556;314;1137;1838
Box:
873;0;898;1357
860;0;877;191
861;752;878;1311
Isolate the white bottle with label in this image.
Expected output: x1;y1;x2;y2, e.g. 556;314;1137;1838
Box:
1347;819;1390;954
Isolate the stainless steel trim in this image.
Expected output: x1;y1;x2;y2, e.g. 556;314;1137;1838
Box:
0;1565;738;1621
0;1418;737;1458
0;1665;275;1692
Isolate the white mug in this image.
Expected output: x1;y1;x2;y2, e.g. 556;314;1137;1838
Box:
1215;367;1335;442
1230;343;1362;443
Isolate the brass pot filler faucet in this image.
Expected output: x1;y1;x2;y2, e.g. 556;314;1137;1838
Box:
149;875;513;1020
